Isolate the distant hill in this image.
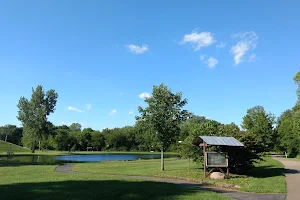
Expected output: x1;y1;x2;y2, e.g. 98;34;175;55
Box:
0;140;30;153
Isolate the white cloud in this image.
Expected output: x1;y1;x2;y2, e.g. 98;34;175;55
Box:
128;111;134;115
200;54;206;61
67;106;83;113
109;109;117;116
249;53;257;62
139;92;151;99
87;104;92;110
181;30;215;51
230;31;258;65
206;57;218;69
125;44;148;54
216;42;226;48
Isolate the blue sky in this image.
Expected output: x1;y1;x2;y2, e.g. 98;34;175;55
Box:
0;0;299;130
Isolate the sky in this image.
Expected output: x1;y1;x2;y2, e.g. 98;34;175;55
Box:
0;0;299;130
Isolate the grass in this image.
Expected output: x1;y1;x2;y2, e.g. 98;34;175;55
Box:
0;164;229;200
74;157;287;193
0;140;30;153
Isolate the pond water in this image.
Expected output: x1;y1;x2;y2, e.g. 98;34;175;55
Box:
0;153;173;164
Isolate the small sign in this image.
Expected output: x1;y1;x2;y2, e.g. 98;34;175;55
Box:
206;152;228;167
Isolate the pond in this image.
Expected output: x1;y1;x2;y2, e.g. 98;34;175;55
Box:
0;153;174;164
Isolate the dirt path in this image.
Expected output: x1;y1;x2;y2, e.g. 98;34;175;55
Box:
55;163;286;200
273;156;300;200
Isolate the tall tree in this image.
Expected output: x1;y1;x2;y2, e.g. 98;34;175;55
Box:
242;105;276;152
17;85;58;152
136;83;189;170
69;123;82;131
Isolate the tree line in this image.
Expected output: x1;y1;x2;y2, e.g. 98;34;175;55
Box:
1;71;299;172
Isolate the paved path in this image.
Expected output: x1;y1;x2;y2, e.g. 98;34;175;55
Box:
55;163;286;200
273;156;300;200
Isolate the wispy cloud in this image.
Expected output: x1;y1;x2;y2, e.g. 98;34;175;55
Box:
139;92;151;99
125;44;148;54
181;30;215;51
249;53;257;62
206;57;218;69
86;104;92;110
216;42;226;48
109;109;117;116
128;111;134;115
67;106;83;113
230;31;258;65
200;54;206;61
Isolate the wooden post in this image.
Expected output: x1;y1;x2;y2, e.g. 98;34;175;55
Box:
203;142;206;178
226;167;229;178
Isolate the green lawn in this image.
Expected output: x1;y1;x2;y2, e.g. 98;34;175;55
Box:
74;157;286;193
0;140;30;153
0;164;228;200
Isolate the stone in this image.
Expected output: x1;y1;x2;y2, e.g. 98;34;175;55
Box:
210;172;225;180
233;185;241;189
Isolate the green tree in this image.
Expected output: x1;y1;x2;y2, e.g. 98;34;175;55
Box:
17;85;58;152
0;125;23;145
136;83;189;170
90;131;106;151
277;109;297;156
69;123;82;131
241;106;276;152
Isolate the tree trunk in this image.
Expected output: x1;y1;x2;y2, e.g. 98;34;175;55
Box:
188;158;190;170
161;147;164;171
31;138;35;153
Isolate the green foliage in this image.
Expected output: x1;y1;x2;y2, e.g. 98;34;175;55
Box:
0;125;22;145
242;105;276;152
17;85;58;152
69;123;82;131
276;71;300;157
136;83;189;170
90;131;105;151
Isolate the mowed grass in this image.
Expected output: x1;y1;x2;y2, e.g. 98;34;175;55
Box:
0;164;229;200
74;157;286;193
0;140;30;154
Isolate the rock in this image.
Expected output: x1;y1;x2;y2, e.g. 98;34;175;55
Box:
210;172;225;180
234;185;241;189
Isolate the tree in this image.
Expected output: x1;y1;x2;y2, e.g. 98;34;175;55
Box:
0;125;22;145
277;109;297;156
17;85;58;152
90;131;105;151
242;106;276;152
136;83;189;170
69;123;82;131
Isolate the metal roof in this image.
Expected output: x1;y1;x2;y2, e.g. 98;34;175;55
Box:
193;136;244;147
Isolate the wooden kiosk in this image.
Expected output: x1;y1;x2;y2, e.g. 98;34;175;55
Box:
192;136;244;178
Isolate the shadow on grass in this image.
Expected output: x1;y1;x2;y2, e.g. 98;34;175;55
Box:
0;180;209;200
246;164;299;178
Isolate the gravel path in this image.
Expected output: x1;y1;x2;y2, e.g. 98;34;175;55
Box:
55;163;286;200
273;155;300;200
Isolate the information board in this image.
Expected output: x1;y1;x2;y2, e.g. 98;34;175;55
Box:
206;152;228;167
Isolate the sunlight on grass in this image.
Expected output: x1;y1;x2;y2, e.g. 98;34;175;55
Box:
74;157;286;193
0;164;229;200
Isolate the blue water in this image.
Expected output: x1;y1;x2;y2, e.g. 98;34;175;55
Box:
0;153;170;164
56;154;162;162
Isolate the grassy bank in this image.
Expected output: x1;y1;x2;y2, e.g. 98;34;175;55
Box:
74;157;286;193
0;164;228;200
0;140;30;153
